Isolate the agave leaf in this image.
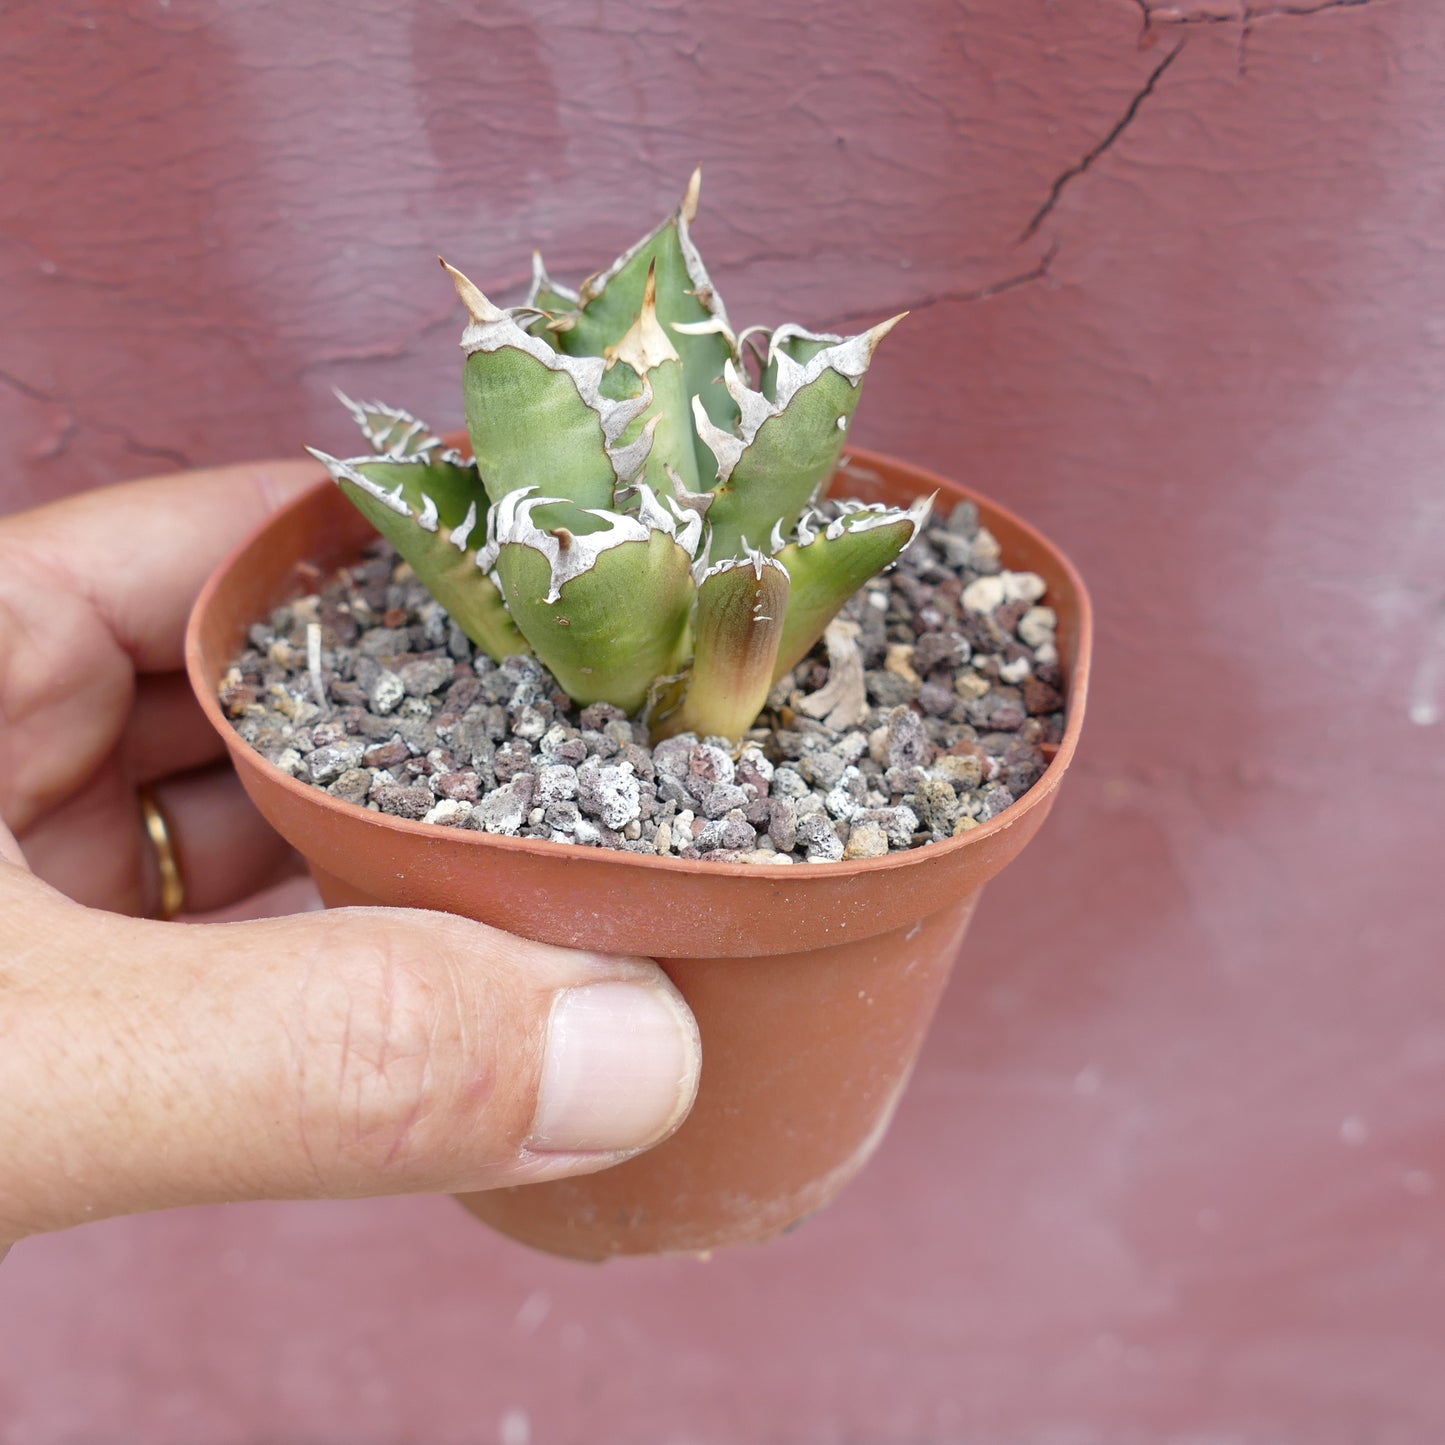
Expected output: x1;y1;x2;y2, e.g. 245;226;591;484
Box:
697;315;903;562
601;262;701;497
484;488;699;713
308;449;527;662
554;171;737;474
446;262;656;512
653;550;789;743
772;496;932;678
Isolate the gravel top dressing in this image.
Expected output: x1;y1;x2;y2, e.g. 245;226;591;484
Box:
219;496;1065;865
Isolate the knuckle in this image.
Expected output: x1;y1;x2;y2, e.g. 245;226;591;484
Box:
292;924;486;1186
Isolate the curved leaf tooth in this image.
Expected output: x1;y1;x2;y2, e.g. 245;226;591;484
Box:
758;325;841;402
771;500;930;679
653;553;789;743
524;252;581;351
308;449;527;662
495;528;695;714
335;393;444;459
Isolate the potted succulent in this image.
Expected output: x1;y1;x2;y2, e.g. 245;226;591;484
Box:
186;173;1092;1260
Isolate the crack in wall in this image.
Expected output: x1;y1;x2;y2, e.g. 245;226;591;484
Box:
91;425;196;472
1135;0;1385;76
831;244;1058;332
0;369;61;405
1;368;193;471
1018;41;1187;244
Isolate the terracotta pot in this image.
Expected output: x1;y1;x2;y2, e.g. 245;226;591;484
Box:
185;448;1092;1260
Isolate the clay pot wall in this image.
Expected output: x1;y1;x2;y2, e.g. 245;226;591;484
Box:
2;2;1441;1440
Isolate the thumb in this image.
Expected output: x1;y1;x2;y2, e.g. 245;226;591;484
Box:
0;869;701;1243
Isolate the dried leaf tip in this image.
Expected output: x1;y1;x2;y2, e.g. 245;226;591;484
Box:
681;167;702;225
440;257;506;326
606;259;680;374
867;311;908;356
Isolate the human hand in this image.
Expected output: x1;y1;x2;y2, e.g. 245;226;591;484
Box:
0;464;700;1255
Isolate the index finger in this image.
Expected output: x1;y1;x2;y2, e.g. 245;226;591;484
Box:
2;459;327;673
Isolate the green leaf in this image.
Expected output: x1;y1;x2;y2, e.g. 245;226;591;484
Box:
557;173;737;475
309;450;528;662
445;261;655;513
697;317;904;561
772;498;931;678
485;489;699;714
601;262;701;497
654;552;789;743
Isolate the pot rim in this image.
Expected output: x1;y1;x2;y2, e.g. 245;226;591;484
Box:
185;446;1092;882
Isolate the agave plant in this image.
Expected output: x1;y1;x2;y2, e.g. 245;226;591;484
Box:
309;172;930;743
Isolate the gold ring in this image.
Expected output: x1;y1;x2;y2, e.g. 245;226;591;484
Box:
138;786;185;921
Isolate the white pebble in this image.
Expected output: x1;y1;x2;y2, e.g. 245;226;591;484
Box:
1000;570;1047;605
1018;605;1057;648
423;799;473;828
961;575;1006;613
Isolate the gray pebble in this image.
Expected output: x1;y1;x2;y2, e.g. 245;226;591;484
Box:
657;775;692;808
796;813;844;862
536;764;579;806
651;734;697;779
511;704;551;741
884;706;933;770
328;767;373;805
305;741;366;785
370;671;406;715
423;799;472;828
914;777;960;834
768;797;798;853
577;759;641;830
399;657;455;697
977;783;1016;820
358;627;411;660
771;766;810;801
371;780;433;820
854;805;919;849
823;767;867;820
799;751;846;791
470;782;529;835
701;782;749;819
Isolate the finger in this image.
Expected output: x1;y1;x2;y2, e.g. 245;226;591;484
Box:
1;458;326;674
0;887;702;1242
18;761;296;917
147;763;303;914
0;817;27;872
123;671;229;785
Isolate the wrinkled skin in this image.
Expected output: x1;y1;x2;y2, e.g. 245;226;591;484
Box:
0;463;698;1259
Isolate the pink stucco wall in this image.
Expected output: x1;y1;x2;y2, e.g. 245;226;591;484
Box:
2;1;1442;1441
